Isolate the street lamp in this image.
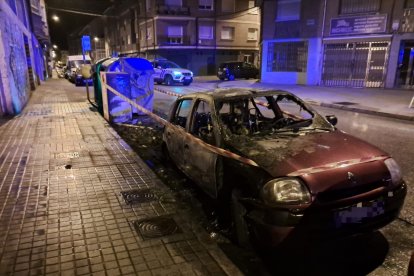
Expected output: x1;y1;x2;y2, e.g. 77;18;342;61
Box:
52;15;59;22
53;44;58;49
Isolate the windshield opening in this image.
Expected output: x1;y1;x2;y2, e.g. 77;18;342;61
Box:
216;94;332;137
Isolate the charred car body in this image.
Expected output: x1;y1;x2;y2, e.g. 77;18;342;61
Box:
162;88;406;247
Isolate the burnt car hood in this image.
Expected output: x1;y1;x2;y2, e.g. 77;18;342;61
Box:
225;130;389;194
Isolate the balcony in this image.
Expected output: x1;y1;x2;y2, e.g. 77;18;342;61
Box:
156;5;190;16
157;35;192;46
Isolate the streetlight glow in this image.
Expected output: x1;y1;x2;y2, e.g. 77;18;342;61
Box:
94;37;99;42
53;44;58;49
52;15;59;22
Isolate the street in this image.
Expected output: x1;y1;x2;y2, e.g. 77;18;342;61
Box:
146;79;414;275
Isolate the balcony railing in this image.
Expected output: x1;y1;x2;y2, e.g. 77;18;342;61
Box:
156;5;190;16
157;35;192;46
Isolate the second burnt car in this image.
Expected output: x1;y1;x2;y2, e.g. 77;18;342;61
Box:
162;88;406;247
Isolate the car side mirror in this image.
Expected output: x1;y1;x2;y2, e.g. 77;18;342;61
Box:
326;115;338;126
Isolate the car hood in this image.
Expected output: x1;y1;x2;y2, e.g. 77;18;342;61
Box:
168;68;192;74
225;130;389;194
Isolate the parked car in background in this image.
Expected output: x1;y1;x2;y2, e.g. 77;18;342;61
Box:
66;55;93;86
162;88;406;247
217;61;259;81
150;59;193;86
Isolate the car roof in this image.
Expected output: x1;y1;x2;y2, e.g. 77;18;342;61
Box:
180;88;296;101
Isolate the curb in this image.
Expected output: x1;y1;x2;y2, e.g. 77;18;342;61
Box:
307;101;414;122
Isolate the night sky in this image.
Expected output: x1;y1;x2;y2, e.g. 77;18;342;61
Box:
45;0;113;50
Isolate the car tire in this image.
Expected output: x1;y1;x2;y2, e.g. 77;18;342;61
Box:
183;81;191;86
164;75;173;86
219;77;225;81
228;74;235;81
231;189;250;248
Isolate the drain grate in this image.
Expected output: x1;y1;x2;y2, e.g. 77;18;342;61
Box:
55;152;79;159
333;101;356;106
133;216;181;239
121;189;158;205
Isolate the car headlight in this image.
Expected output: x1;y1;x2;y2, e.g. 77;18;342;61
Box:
384;158;402;186
172;71;182;76
262;178;311;204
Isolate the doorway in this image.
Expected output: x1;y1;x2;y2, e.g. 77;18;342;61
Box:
396;40;414;88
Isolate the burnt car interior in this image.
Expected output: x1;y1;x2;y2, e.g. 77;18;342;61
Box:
191;100;215;144
217;94;329;136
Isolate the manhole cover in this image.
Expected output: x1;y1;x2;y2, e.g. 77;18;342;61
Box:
333;101;356;106
55;152;79;159
121;189;158;205
133;216;181;239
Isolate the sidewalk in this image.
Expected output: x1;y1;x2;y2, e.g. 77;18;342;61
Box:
195;76;414;121
0;79;241;275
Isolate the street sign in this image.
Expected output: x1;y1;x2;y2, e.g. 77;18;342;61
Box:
82;35;91;52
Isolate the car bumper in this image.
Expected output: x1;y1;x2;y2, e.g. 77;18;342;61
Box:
76;76;93;84
247;183;407;247
217;71;227;78
173;76;192;83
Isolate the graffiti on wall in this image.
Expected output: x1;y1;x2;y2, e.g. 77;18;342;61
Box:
0;16;30;114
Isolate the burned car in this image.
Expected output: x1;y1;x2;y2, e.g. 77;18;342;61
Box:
162;88;406;247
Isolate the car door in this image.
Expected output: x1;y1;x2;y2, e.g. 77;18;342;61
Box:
164;98;194;170
152;61;162;81
182;99;219;198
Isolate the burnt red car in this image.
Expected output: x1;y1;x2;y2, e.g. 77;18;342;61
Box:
162;88;406;246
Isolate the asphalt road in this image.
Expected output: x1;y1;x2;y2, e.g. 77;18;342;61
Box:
152;80;414;276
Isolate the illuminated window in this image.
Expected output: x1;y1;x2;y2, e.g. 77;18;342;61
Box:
221;27;234;40
199;0;213;10
199;25;213;39
247;28;258;41
276;0;301;22
168;26;183;44
267;41;308;72
340;0;380;14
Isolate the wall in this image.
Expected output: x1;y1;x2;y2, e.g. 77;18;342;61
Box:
0;5;31;115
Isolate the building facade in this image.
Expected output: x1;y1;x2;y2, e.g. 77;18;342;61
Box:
80;0;261;76
261;0;414;89
0;0;49;116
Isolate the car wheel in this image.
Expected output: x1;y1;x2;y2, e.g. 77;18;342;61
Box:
231;189;250;247
183;81;191;86
228;74;235;81
219;77;225;81
164;75;173;86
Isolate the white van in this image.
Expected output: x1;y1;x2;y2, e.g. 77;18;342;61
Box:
66;55;92;85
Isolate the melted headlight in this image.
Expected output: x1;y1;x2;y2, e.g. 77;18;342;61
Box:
262;178;311;204
384;158;403;187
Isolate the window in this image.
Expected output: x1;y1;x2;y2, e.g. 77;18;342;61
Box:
340;0;380;14
199;0;213;10
199;25;213;39
173;100;192;128
276;0;301;22
146;27;152;39
248;1;258;14
247;28;258;41
221;27;234;40
168;26;183;44
191;101;215;144
407;0;414;9
166;0;182;6
222;0;235;12
267;41;308;72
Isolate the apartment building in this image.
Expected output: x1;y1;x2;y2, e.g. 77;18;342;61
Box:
99;0;260;75
0;0;50;116
261;0;414;89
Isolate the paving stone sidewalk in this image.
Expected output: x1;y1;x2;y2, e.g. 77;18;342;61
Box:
0;79;241;276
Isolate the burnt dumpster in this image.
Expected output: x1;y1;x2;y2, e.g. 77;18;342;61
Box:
96;57;154;123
